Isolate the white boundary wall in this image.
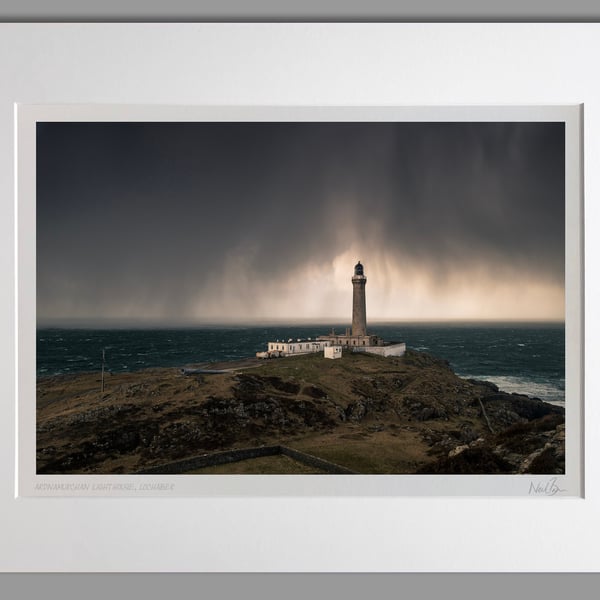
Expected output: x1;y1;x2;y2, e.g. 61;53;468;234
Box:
353;343;407;358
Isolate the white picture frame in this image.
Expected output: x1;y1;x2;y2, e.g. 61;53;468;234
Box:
1;23;597;572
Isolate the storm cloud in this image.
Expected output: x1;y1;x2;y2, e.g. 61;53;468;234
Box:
36;121;565;325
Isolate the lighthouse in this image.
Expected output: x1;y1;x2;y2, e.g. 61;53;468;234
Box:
261;259;406;358
351;261;367;336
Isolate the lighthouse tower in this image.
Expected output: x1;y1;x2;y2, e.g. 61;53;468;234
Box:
351;261;367;337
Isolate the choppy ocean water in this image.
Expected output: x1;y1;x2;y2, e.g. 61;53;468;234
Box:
36;322;565;405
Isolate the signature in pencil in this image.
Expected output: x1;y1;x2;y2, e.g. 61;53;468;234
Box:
528;477;566;496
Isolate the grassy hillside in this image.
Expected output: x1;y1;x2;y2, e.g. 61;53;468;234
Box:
36;350;564;475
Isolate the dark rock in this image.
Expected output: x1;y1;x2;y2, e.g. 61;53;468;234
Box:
264;376;301;395
459;423;479;444
467;378;499;393
403;351;452;370
345;400;367;422
403;397;448;421
302;385;328;399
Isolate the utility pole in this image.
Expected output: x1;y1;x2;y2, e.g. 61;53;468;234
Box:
101;348;105;393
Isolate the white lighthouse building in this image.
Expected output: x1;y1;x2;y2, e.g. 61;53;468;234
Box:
316;261;406;357
257;261;406;359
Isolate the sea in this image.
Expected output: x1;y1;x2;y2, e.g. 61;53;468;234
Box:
36;322;565;406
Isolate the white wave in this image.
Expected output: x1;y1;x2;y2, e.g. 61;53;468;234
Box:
460;374;565;405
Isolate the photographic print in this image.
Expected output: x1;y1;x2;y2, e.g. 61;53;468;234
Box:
33;114;570;479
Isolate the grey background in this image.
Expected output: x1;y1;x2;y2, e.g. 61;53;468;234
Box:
0;573;598;599
1;0;598;597
0;0;599;21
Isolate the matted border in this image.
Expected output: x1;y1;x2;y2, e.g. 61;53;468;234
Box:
16;103;583;498
2;23;599;572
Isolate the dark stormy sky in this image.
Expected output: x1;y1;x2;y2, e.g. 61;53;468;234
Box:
36;121;565;325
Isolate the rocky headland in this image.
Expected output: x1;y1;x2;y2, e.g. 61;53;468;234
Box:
36;350;565;475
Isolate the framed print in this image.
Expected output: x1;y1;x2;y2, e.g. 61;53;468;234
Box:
17;104;581;499
1;23;598;572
